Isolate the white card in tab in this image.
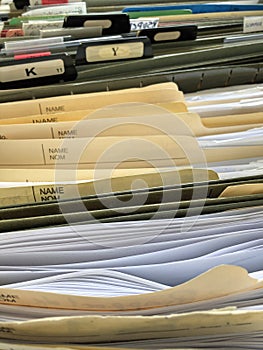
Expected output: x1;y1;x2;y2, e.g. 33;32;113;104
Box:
130;17;159;32
22;2;86;16
22;20;64;36
86;42;145;62
75;37;152;65
0;59;65;83
243;16;263;33
4;37;64;50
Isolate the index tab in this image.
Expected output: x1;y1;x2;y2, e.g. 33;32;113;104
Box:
75;36;152;65
4;36;63;51
0;53;77;89
138;25;198;43
40;26;102;39
130;17;159;31
219;183;263;198
63;13;130;35
243;16;263;33
22;20;64;36
22;2;86;16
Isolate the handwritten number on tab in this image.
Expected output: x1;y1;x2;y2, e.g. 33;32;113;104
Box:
130;19;159;31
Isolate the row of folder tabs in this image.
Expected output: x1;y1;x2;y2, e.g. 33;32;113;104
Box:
0;0;263;349
1;1;263;90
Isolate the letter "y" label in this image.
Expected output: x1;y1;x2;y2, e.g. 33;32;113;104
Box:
112;47;119;56
25;67;37;76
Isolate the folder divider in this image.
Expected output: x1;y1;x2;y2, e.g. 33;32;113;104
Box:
1;63;263;102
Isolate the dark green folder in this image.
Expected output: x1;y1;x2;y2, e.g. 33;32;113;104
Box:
1;61;263;102
0;194;262;233
1;174;263;232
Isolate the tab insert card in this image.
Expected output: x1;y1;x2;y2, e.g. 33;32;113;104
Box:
0;53;77;89
75;36;152;65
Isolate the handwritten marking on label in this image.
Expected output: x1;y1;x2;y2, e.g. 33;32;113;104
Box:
244;16;263;33
130;18;159;31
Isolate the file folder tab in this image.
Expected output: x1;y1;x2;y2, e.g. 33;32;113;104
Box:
138;25;198;43
0;53;77;89
75;36;152;65
63;13;131;35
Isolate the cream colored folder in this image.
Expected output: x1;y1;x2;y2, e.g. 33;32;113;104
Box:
0;168;218;207
0;167;165;182
0;101;188;125
0;265;258;313
0;110;261;139
0;83;183;119
219;183;263;198
0;136;262;169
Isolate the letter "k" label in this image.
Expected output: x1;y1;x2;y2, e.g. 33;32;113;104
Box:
25;67;37;76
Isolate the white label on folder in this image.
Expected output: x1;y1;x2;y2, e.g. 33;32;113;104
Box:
130;18;159;31
5;37;63;50
23;21;64;36
0;59;65;83
22;2;86;16
243;16;263;33
85;42;144;62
